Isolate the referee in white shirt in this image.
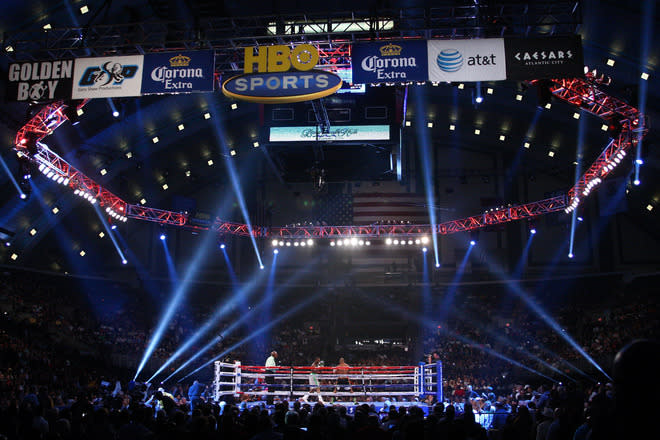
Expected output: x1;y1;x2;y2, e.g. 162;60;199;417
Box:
265;350;278;404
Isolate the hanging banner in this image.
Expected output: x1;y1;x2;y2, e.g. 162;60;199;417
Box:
6;59;74;102
351;40;428;84
427;38;506;82
269;125;390;142
222;44;342;103
504;35;584;80
72;55;144;99
141;50;215;94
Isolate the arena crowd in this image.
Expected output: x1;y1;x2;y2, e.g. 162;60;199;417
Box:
0;270;658;439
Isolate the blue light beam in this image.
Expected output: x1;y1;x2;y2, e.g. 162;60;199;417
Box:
145;268;268;382
414;88;440;267
0;154;26;199
208;100;264;269
179;285;330;381
481;251;612;380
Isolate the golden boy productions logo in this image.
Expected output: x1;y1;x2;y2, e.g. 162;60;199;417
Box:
222;44;342;103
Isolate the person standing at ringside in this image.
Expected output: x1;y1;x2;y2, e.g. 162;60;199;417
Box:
265;350;278;405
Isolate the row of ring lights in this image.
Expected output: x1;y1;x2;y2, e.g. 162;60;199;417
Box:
331;238;371;247
603;150;627;173
565;148;627;214
581;177;603;197
72;188;98;206
386;236;430;246
272;239;315;247
565;196;580;214
37;163;69;186
105;206;128;223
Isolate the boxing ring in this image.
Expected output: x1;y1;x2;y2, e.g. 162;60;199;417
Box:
213;361;443;404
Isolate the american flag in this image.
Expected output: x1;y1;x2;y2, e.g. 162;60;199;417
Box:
352;191;429;225
314;183;429;226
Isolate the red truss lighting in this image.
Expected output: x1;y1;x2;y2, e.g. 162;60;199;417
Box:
13;75;646;240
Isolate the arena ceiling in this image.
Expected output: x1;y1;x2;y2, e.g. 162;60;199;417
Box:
0;0;658;274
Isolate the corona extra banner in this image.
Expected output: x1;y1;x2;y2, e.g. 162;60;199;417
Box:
222;44;342;103
141;50;215;94
351;40;428;84
72;55;144;99
6;59;74;102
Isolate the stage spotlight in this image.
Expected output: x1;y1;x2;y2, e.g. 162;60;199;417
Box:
421;236;429;244
330;241;335;246
393;239;399;245
636;158;644;165
343;238;350;246
530;228;537;235
407;240;413;245
435;263;440;268
415;239;420;245
112;110;119;118
272;239;278;246
220;243;226;249
336;240;342;246
293;241;299;246
470;240;476;246
423;247;428;253
351;237;358;246
259;265;265;269
111;225;117;230
633;179;640;186
20;193;27;200
536;80;553;108
122;259;127;265
160;233;166;241
300;241;306;247
63;101;84;125
577;216;584;222
469;231;479;245
279;241;284;246
307;239;313;246
274;249;279;254
475;96;483;104
386;238;392;245
365;241;371;246
568;252;574;258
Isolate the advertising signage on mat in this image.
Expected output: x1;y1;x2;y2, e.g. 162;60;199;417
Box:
6;59;74;102
352;40;428;84
72;55;144;99
222;44;342;103
269;125;390;142
141;50;215;94
427;38;506;82
503;35;584;80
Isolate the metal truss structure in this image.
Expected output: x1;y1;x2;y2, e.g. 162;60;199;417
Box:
530;76;648;213
12;70;645;240
8;2;649;242
4;3;581;72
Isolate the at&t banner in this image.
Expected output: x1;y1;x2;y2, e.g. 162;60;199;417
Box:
427;39;506;82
